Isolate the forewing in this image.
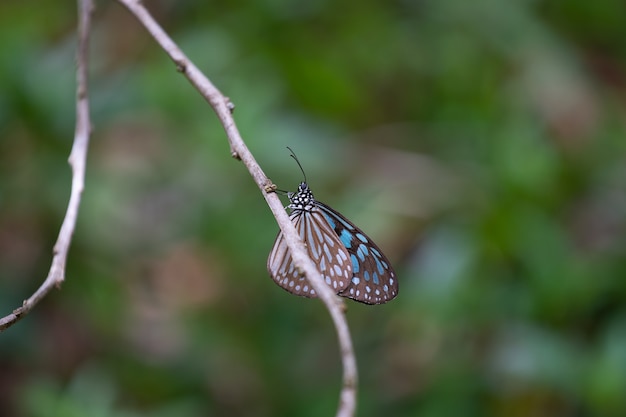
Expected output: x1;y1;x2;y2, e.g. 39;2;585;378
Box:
316;202;398;304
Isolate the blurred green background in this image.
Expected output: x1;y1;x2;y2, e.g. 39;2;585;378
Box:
1;0;626;416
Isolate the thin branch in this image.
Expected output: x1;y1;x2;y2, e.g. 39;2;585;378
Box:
0;0;94;332
115;1;358;416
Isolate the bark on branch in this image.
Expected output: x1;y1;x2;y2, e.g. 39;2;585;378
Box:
0;0;94;332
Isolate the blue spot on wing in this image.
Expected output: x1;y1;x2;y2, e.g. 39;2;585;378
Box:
357;245;366;261
339;229;352;248
356;244;369;262
375;257;384;275
322;213;336;229
350;254;359;272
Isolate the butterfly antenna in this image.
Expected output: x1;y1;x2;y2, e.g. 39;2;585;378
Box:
286;146;307;183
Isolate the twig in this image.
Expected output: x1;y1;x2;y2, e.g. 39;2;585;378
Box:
115;1;358;416
0;0;94;332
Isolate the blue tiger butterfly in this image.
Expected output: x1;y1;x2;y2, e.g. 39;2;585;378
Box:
267;149;397;304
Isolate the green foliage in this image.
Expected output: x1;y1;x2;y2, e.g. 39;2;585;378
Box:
1;0;625;416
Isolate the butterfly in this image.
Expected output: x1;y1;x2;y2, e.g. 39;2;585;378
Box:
267;150;397;305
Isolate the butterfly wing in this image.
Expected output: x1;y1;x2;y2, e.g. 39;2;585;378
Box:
315;201;398;304
267;209;353;298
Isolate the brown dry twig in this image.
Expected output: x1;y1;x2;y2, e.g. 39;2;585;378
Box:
0;0;94;332
115;1;358;416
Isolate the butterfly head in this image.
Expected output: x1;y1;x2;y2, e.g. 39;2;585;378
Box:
288;182;316;212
